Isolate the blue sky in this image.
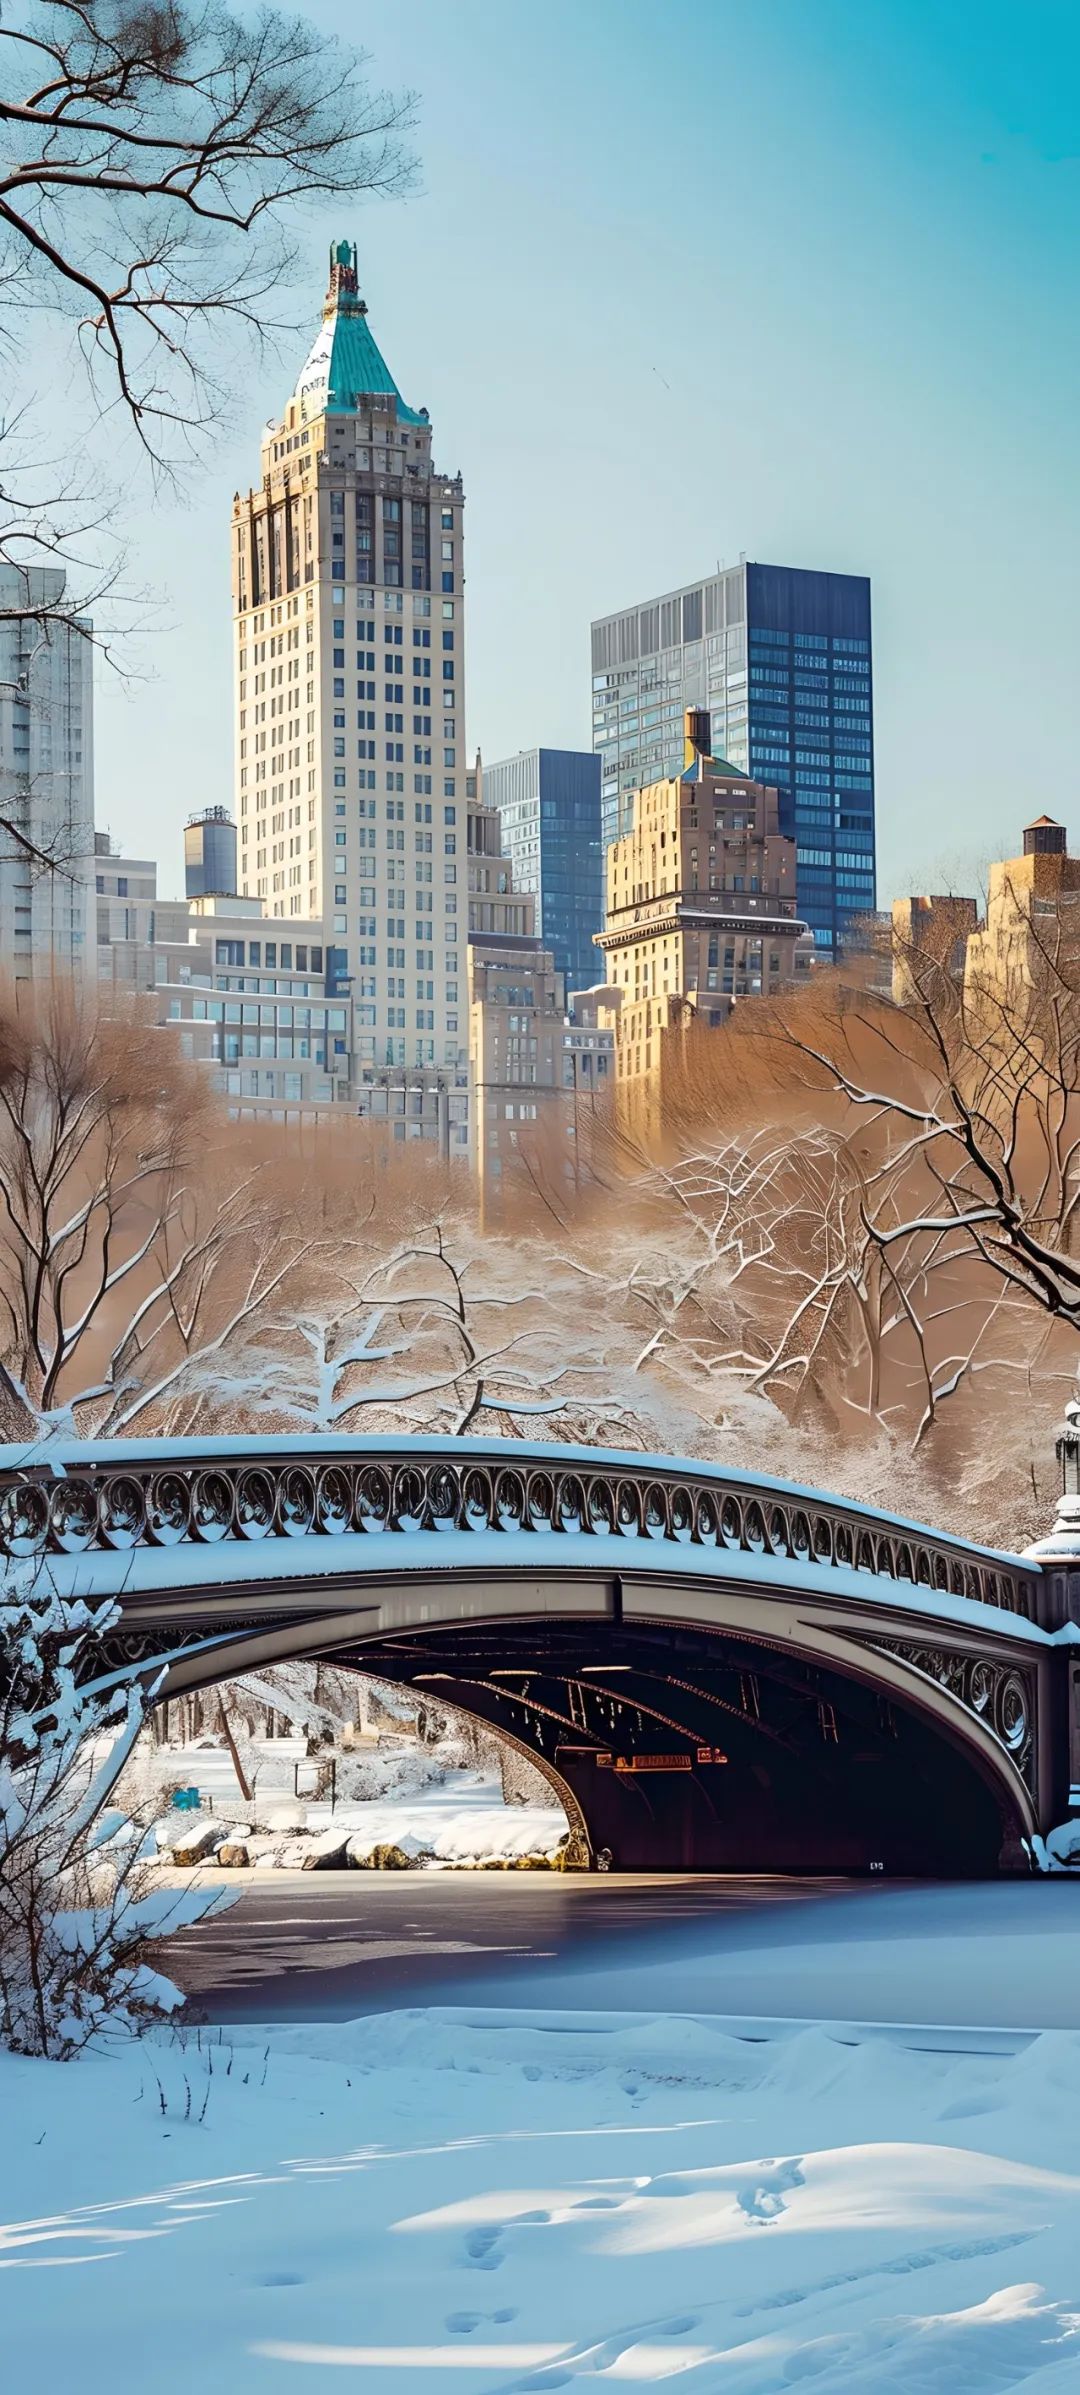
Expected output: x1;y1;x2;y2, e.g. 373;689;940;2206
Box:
90;0;1080;903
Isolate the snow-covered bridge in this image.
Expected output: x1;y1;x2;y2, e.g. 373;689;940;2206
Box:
3;1434;1077;1873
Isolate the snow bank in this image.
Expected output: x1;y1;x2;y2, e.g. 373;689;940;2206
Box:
1044;1819;1080;1868
5;2006;1080;2393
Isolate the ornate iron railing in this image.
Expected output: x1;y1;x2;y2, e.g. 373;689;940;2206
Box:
0;1439;1040;1620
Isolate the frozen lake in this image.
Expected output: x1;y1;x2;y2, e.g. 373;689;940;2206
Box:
161;1872;1080;2031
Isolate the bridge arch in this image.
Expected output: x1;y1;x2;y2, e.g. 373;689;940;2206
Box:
2;1434;1053;1873
138;1568;1039;1875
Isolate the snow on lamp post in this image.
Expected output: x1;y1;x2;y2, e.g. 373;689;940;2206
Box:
1025;1399;1080;1824
1057;1401;1080;1512
1025;1399;1080;1574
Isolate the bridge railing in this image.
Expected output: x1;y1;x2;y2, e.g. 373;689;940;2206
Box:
0;1438;1042;1623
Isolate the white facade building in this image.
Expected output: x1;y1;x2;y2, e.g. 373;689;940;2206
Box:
232;241;466;1096
0;565;94;977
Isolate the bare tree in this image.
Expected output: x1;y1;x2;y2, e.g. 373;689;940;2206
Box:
182;1221;617;1439
0;980;312;1433
570;1063;1053;1462
591;878;1080;1468
777;886;1080;1343
0;0;414;456
0;0;415;689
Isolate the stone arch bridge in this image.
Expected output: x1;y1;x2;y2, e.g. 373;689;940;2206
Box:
4;1434;1079;1873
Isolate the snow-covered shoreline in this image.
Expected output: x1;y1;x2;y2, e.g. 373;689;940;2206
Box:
152;1780;571;1873
143;1751;569;1873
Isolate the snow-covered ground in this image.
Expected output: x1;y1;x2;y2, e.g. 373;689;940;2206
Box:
145;1749;566;1870
5;2003;1080;2391
156;1782;567;1870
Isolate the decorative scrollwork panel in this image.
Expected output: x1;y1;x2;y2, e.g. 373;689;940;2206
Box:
872;1637;1037;1798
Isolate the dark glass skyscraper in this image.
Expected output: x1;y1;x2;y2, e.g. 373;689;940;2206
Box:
591;559;875;959
482;747;603;993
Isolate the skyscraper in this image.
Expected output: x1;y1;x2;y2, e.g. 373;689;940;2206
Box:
481;747;603;994
232;241;466;1078
591;559;874;959
0;565;94;979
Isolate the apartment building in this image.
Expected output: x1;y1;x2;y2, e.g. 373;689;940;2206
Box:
594;708;810;1136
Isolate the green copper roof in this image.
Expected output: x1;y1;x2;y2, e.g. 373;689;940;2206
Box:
293;247;427;427
680;753;748;782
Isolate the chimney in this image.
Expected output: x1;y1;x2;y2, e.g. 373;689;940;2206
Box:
684;707;711;770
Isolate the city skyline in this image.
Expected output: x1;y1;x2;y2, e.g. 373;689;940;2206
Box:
80;0;1078;912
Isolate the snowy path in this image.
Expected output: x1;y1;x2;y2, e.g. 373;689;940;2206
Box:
5;2007;1080;2392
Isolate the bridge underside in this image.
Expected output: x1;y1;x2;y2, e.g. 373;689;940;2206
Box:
309;1616;1022;1876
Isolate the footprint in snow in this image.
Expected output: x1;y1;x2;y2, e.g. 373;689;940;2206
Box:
463;2225;504;2269
511;2311;702;2390
464;2210;555;2271
446;2308;519;2335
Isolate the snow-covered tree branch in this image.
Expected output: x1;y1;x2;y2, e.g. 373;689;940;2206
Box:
0;0;416;667
770;890;1080;1343
0;1556;193;2057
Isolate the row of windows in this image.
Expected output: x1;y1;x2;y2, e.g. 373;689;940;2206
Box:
308;593;455;627
224;1071;335;1103
330;625;453;656
214;938;323;969
750;678;870;706
221;1039;338;1068
354;976;455;1001
354;945;458;970
177;998;346;1029
356;1005;449;1032
749;630;869;657
797;847;877;871
332;652;453;682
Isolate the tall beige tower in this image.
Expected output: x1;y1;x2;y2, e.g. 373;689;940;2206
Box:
232;241;466;1079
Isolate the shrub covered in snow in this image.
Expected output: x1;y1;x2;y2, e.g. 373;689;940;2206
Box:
0;1561;210;2059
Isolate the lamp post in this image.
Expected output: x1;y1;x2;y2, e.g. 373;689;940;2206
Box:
1024;1401;1080;1823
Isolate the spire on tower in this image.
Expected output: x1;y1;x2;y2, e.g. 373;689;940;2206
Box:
325;238;360;317
289;244;427;427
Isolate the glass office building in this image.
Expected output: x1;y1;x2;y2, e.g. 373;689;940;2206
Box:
590;560;875;958
482;746;603;994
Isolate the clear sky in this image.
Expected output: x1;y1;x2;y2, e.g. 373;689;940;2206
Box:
88;0;1080;904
